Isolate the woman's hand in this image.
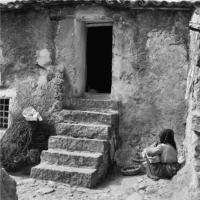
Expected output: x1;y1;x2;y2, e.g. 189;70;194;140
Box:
148;155;161;163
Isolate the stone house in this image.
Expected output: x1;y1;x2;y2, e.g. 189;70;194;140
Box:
0;0;200;194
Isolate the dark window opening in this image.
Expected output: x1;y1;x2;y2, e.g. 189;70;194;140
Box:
86;26;112;93
0;98;10;129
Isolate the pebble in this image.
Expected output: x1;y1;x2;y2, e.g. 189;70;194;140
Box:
36;187;55;195
145;187;157;194
138;184;147;190
139;189;146;194
103;188;110;193
57;185;67;190
76;187;90;193
48;181;57;188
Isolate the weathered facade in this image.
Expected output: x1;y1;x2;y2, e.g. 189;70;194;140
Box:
0;0;199;192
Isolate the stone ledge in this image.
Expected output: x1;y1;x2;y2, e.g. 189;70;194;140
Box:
48;136;110;153
31;164;98;188
41;149;103;168
55;123;113;140
70;98;119;111
53;110;118;125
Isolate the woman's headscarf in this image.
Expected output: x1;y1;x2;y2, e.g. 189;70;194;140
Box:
159;129;177;150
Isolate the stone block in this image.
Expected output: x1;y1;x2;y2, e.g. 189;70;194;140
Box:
55;123;113;140
98;163;108;180
41;149;103;168
48;136;110;153
31;164;98;188
0;168;18;200
54;110;118;125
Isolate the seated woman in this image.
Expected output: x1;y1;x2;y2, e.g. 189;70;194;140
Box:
143;129;182;180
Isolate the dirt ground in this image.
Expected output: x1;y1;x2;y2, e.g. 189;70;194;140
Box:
9;166;181;200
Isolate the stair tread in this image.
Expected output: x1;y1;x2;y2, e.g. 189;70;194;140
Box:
33;163;97;174
61;109;118;115
74;97;117;102
44;149;103;158
58;122;111;128
49;136;109;153
78;93;111;100
54;109;118;126
55;123;112;140
50;135;107;142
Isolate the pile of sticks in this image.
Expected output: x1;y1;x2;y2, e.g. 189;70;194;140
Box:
0;119;49;171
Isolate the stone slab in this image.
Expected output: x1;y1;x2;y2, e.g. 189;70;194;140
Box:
0;168;18;200
31;164;98;188
48;136;110;153
71;98;119;111
53;110;118;125
41;149;103;168
55;123;113;140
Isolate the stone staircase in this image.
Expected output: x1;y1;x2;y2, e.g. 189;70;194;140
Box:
31;96;119;188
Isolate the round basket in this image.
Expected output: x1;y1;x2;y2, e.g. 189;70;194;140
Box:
121;164;141;176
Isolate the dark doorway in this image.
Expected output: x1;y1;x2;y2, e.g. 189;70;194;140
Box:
86;26;112;93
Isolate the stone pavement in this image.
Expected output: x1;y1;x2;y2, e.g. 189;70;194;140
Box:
10;167;182;200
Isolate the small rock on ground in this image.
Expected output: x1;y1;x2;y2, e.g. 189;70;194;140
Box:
36;187;55;195
126;192;143;200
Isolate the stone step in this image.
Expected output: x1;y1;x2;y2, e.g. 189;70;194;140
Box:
53;110;118;125
41;149;103;168
48;136;109;153
55;123;113;140
70;98;119;111
31;163;98;188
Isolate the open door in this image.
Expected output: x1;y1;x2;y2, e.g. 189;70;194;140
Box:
86;25;112;94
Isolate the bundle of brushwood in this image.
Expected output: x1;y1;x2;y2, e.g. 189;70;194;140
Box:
0;119;49;171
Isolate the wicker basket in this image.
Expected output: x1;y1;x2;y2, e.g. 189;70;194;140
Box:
121;164;142;176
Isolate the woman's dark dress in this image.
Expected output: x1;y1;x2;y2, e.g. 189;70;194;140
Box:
145;143;181;179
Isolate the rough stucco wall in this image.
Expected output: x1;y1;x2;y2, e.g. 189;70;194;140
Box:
170;9;200;200
185;7;200;191
54;17;76;98
112;10;192;166
0;10;69;128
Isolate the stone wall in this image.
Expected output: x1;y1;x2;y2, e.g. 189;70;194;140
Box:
187;9;200;189
0;168;18;200
169;9;200;200
112;10;192;166
0;6;192;167
0;9;71;131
